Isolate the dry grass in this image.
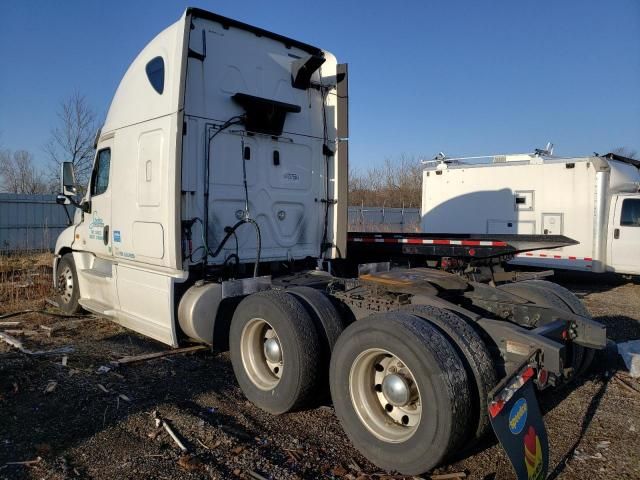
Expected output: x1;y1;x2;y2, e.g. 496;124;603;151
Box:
0;251;54;312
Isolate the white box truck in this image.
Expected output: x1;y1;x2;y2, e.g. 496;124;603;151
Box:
53;8;606;477
421;151;640;275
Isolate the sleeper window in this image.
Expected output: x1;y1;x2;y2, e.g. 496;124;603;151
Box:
621;199;640;227
146;56;165;94
91;149;111;196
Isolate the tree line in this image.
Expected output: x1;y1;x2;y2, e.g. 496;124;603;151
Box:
0;92;97;194
349;155;423;208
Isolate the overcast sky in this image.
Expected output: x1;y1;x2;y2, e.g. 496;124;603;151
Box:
0;0;638;171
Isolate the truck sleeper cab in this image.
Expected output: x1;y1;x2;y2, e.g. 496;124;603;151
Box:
54;8;606;477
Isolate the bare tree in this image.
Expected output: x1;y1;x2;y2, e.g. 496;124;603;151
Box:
611;147;638;159
349;154;423;207
0;149;48;194
45;92;99;191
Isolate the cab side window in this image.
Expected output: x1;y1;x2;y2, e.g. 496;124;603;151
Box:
621;199;640;227
91;149;111;196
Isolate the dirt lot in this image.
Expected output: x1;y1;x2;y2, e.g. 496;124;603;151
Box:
1;259;639;480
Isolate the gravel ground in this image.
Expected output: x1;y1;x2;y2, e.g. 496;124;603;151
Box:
1;270;639;480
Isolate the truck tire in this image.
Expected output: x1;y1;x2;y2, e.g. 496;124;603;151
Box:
55;254;82;314
498;281;585;378
330;312;471;475
286;286;345;353
229;290;321;414
286;286;346;402
517;280;596;377
402;305;497;444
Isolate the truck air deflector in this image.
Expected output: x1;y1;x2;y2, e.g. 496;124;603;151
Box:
232;93;301;136
291;53;326;89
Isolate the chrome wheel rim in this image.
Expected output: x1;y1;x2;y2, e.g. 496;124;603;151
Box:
240;318;283;390
57;265;74;304
349;348;422;443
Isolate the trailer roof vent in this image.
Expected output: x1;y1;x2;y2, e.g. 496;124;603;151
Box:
232;93;301;136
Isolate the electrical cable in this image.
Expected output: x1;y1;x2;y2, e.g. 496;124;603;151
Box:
202;116;245;278
318;68;332;258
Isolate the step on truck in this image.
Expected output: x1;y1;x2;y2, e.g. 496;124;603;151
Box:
421;149;640;276
54;8;606;478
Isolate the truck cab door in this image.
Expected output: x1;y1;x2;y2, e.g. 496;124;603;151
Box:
83;146;113;258
609;196;640;274
74;140;119;314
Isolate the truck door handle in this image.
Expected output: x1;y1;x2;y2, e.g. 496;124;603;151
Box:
614;228;620;239
103;225;109;245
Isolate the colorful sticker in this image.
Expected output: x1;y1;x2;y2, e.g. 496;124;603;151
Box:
509;398;528;434
113;230;121;242
524;425;544;480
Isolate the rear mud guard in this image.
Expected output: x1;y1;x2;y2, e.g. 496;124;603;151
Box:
488;358;549;480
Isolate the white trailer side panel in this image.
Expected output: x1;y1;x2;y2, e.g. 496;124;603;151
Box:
422;159;599;271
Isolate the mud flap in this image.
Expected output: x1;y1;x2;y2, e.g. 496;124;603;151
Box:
489;370;549;480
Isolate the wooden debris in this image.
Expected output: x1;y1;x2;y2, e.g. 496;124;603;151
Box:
111;345;208;366
614;375;640;395
43;380;57;394
0;331;73;356
231;445;245;455
4;456;42;466
153;412;187;452
97;384;110;393
431;472;467;480
0;321;21;327
118;393;132;403
247;470;269;480
196;438;210;450
61;355;68;366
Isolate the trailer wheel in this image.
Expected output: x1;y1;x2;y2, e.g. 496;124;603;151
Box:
517;280;596;377
330;312;471;475
230;290;320;414
498;281;585;377
55;254;82;314
402;305;497;443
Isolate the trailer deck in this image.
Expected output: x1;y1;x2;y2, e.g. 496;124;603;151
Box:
347;231;577;260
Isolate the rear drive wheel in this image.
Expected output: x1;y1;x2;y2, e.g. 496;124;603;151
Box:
330;312;471;475
230;290;321;414
403;305;497;443
286;286;346;402
55;254;82;314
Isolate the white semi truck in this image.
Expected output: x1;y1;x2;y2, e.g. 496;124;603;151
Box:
54;8;606;478
421;151;640;275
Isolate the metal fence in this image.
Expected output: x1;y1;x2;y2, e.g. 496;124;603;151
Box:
0;194;69;252
348;206;421;232
0;196;421;252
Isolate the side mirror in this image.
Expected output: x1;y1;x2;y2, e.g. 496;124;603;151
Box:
56;194;70;205
61;162;77;196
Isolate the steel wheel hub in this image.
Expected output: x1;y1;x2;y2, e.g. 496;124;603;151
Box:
381;373;411;407
57;265;74;304
349;348;422;443
240;318;283;390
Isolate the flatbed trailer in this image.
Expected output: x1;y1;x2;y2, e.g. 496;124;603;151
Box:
51;9;607;478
